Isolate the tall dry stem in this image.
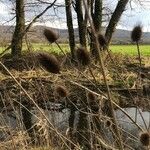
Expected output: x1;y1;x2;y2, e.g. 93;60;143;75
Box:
82;0;124;149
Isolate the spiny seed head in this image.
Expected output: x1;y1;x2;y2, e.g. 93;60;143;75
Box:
55;85;68;98
87;92;96;101
37;52;60;74
76;47;90;66
44;28;59;43
131;25;142;42
98;34;107;48
140;132;150;146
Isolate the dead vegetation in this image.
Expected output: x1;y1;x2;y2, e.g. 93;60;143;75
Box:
0;51;150;149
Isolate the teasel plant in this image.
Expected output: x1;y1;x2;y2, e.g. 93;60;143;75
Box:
54;85;68;99
76;46;91;66
131;25;143;124
75;46;106;100
98;26;148;148
139;131;150;149
103;28;148;132
44;28;77;66
76;46;100;87
37;52;61;74
98;25;149;149
43;28;66;56
54;85;76;147
131;25;143;81
86;91;100;114
73;47;96;148
82;0;124;149
131;25;142;66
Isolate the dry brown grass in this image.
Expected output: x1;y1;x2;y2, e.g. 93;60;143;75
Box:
0;53;149;150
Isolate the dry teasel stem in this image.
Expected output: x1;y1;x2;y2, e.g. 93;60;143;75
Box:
37;52;60;74
55;85;68;98
131;25;143;81
44;28;67;56
82;1;124;149
131;25;142;42
76;47;91;66
44;28;59;43
140;131;150;146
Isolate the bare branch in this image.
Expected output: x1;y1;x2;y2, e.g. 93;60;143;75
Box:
24;0;57;34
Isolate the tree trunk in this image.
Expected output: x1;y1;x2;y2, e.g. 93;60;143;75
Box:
75;0;87;47
93;0;102;32
11;0;25;57
90;0;103;60
105;0;129;46
65;0;76;59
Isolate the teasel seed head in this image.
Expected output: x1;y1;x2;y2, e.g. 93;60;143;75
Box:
76;47;91;66
140;131;150;146
131;25;142;42
44;28;59;43
98;34;107;48
87;92;96;102
37;52;60;74
55;85;68;98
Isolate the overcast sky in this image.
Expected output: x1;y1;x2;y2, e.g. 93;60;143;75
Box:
0;0;150;32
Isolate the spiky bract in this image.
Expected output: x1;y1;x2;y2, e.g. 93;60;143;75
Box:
44;28;59;43
131;25;142;42
76;47;90;66
37;52;60;74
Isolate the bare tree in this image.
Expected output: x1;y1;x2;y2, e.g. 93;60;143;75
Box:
10;0;57;57
92;0;103;32
75;0;87;47
105;0;129;46
89;0;103;58
11;0;25;57
65;0;76;59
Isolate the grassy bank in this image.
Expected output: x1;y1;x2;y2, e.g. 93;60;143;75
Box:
0;43;150;56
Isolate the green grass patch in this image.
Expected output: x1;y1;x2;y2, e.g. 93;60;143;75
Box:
0;43;70;55
29;43;69;53
0;44;150;56
110;45;150;56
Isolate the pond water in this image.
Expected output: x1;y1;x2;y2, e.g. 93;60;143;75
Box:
115;107;150;149
0;107;150;149
116;107;150;130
